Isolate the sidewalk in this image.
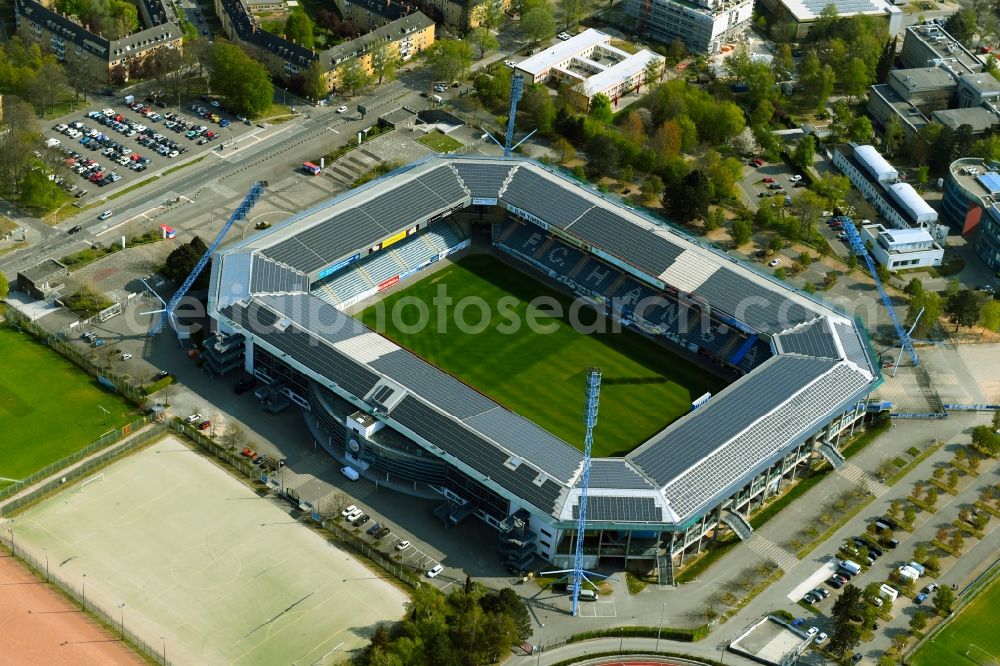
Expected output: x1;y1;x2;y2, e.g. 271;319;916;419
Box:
504;636;756;666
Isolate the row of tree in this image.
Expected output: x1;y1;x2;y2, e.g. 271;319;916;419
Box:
358;580;532;666
905;279;999;337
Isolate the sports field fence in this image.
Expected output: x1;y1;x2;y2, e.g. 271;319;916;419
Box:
0;418;153;509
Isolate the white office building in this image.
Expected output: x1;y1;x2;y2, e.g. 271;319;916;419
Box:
624;0;753;54
861;223;944;270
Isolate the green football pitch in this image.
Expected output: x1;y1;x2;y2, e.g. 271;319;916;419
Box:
911;574;1000;666
358;254;725;457
0;326;135;488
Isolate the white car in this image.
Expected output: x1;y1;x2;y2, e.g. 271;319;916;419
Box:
558;32;571;40
504;60;516;68
120;353;132;360
806;626;819;637
821;210;832;217
98;210;113;220
346;508;363;522
426;564;444;578
789;175;803;182
814;631;828;645
185;413;202;424
395;540;411;551
336;105;348;114
768;258;781;267
341;504;358;517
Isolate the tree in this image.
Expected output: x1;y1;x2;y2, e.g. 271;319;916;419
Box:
882;115;903;157
0;96;40;197
163;237;211;289
370;41;401;85
792;135;816;172
731;218;752;246
946;289;980;331
643;58;663;91
302;60;328;101
467;27;498;59
972;425;1000;455
651;120;682;159
875;37;897;84
914;542;927;563
933;586;956;614
284;9;315;48
589;93;614;124
18;168;63;213
426;39;473;84
521;6;556;43
27;57;67;116
910;610;928;632
338;58;371;96
0;271;7;301
980;299;1000;332
908;290;941;337
664;169;709;224
209;41;273;116
558;0;590;30
640;175;664;202
552;137;575;163
841;57;870;102
522;86;556;135
849;116;874;144
944;7;977;45
904;504;916;526
585;134;619;179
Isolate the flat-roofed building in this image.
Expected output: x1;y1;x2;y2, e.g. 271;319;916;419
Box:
625;0;753;55
861;223;944;270
757;0;901;40
900;22;983;74
931;106;1000;134
514;29;665;109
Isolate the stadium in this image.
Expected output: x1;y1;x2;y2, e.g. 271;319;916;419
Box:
207;155;880;582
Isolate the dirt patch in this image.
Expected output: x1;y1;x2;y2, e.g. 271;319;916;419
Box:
0;552;144;665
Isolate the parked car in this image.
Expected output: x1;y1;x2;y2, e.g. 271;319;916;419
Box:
768;258;781;267
803;592;818;604
241;447;256;458
395;540;411;551
197;420;211;430
120;353;132;360
366;522;382;536
375;527;391;539
922;583;939;594
336;105;348;114
812;588;830;599
789;175;803;182
762;176;775;183
185;413;202;424
234;377;256;393
815;632;828;645
354;514;370;527
806;626;819;637
750;158;764;167
341;505;358;517
914;593;927;604
426;564;444;578
346;508;363;522
827;577;843;589
68;225;82;234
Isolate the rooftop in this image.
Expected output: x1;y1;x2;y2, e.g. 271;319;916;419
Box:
515;28;612;76
581;49;664;97
19;259;67;282
889;67;957;93
905;22;982;74
776;0;899;22
931;106;1000;132
958;73;1000;95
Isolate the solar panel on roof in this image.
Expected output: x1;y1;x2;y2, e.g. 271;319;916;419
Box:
572;495;660;522
453;162;516;199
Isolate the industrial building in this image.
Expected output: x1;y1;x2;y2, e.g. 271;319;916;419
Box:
860;223;944;270
624;0;753;55
868;23;1000;138
206;156;879;581
942;158;1000;235
756;0;901;41
832;143;948;246
514;30;665;109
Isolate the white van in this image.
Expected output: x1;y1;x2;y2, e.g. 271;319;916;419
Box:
430;94;443;104
340;466;360;481
577;588;598;601
879;583;899;602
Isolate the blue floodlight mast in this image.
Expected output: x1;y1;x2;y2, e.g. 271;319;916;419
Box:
841;218;918;368
570;368;601;616
482;73;537;156
150;181;264;336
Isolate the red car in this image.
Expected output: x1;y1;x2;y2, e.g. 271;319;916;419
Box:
198;420;211;431
751;158;764;167
762;176;775;183
241;446;256;458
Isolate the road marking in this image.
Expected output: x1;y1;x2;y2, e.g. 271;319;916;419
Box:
329;128;340;134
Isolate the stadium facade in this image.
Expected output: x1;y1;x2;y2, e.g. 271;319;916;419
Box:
207;156;880;582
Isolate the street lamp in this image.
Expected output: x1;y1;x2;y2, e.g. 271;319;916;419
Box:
118;602;126;636
82;574;87;611
654;602;666;652
43;547;49;581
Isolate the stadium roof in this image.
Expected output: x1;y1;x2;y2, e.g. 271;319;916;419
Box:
211;156;877;527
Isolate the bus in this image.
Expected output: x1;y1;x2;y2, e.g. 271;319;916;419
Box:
303;162;321;175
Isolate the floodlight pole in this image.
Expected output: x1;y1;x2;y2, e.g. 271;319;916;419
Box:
571;368;601;617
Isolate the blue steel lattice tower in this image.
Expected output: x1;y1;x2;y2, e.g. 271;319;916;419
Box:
571;367;601;617
503;74;524;157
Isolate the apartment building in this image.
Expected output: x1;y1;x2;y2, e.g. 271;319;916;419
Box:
625;0;753;54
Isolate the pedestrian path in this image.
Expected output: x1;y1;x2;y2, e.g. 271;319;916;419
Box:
746;534;798;571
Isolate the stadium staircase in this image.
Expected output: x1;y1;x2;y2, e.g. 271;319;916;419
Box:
657;553;675;586
721;509;754;541
817;442;846;469
730;334;758;365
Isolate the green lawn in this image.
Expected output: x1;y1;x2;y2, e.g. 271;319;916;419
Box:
416;131;464;153
911;574;1000;666
0;326;136;487
357;254;724;457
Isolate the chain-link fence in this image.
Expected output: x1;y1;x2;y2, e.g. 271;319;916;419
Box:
167;419;258;479
2;530;169;665
0;422;160;513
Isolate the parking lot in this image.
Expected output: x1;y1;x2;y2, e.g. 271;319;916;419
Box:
43;94;258;208
746;158;806;205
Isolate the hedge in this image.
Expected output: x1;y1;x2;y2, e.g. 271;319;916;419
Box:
142;375;174;395
566;623;710;643
549;651;725;666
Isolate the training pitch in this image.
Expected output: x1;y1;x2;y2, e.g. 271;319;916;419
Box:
10;435;409;665
358;254;724;457
0;326;135;488
911;574;1000;666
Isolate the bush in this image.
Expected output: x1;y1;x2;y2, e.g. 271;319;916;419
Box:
142;375;174;395
567;624;709;643
62;286;113;318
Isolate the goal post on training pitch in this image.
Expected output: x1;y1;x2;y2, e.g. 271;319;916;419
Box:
80;473;105;490
966;644;999;666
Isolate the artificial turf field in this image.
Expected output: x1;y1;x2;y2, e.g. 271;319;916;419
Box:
358;254;725;457
910;574;1000;666
0;325;135;489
